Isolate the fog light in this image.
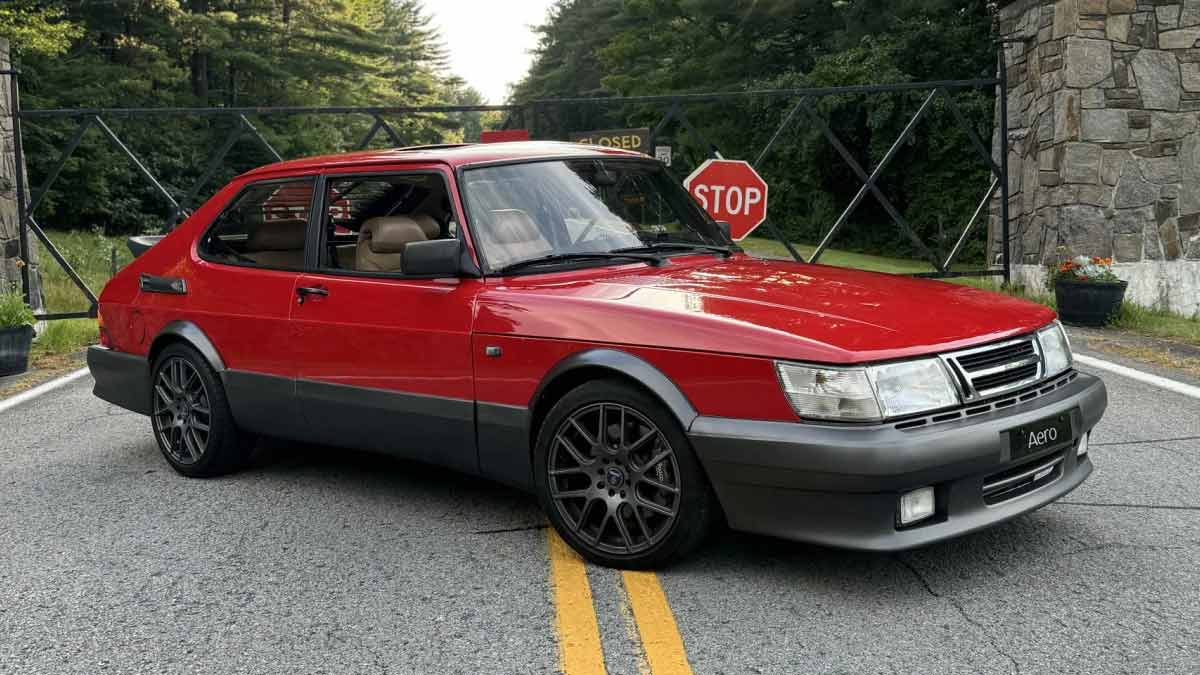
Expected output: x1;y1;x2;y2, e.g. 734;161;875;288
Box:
899;487;936;526
1077;432;1089;457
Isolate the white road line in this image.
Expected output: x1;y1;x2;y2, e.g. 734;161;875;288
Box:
1074;354;1200;401
0;368;91;415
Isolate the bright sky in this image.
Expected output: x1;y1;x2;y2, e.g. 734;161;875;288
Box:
427;0;558;104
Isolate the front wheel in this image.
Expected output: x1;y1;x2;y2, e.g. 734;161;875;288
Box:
150;343;251;477
534;379;716;569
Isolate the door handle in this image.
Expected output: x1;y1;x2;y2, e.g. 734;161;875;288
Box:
296;286;329;304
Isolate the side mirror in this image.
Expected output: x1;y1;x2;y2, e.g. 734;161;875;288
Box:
403;239;461;276
715;221;732;240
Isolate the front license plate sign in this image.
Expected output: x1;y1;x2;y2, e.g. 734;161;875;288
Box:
1008;413;1072;460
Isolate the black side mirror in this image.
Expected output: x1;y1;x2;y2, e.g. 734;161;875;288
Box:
403;239;461;276
715;221;732;240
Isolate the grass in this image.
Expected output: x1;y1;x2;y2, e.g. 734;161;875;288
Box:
25;229;131;358
1110;302;1200;346
38;229;133;314
739;237;938;275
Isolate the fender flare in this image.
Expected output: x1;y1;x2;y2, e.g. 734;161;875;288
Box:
149;320;226;372
530;348;699;429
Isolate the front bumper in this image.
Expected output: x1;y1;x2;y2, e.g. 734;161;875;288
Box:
688;371;1107;551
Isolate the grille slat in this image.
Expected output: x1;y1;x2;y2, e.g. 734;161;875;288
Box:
949;337;1044;399
972;363;1039;392
982;450;1064;505
956;341;1036;372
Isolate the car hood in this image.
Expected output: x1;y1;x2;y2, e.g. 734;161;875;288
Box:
474;256;1057;363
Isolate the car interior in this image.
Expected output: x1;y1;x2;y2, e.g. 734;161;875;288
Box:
200;174;459;275
322;173;457;274
201;179;316;270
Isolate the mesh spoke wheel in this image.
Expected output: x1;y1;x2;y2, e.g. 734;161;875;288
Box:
151;356;212;466
548;402;681;555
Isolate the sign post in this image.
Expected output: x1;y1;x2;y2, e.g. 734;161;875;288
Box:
683;159;769;241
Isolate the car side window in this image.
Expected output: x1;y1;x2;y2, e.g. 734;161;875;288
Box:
199;178;315;270
318;172;455;275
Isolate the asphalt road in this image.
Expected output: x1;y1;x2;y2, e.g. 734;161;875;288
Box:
1;362;1197;674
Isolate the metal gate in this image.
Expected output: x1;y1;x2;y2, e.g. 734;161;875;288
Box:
3;56;1010;321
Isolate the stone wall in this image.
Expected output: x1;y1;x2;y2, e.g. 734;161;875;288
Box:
991;0;1200;316
0;38;42;309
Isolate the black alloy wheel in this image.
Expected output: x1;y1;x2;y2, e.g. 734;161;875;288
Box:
150;343;252;477
535;380;715;568
152;356;212;466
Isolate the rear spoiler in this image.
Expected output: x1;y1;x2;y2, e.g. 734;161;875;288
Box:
127;235;165;258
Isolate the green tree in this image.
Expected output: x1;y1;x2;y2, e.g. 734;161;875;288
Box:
6;0;465;235
512;0;999;263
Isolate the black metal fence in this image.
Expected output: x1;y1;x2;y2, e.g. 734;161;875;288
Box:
3;58;1010;321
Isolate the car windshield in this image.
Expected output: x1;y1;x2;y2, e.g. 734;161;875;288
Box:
460;158;729;273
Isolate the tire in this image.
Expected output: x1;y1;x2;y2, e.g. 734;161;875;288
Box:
534;379;715;569
150;343;251;478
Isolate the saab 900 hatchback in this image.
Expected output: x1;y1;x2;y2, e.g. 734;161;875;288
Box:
88;141;1107;568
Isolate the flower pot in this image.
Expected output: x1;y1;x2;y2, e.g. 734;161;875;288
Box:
1054;278;1127;327
0;325;35;377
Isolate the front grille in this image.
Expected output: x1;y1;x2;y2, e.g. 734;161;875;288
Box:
982;450;1064;505
946;336;1044;399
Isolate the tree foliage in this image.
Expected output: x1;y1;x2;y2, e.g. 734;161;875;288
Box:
513;0;999;262
3;0;487;235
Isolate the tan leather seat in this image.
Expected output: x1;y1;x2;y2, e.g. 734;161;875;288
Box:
412;214;441;240
482;209;553;270
244;219;307;268
356;216;427;272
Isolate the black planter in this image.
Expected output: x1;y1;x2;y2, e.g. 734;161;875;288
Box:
1055;278;1127;327
0;325;35;377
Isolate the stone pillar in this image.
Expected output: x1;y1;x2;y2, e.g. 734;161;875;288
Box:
0;38;43;310
991;0;1200;315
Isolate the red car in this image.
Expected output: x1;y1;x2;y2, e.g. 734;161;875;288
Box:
88;142;1107;568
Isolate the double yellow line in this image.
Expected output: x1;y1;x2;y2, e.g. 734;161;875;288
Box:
547;529;693;675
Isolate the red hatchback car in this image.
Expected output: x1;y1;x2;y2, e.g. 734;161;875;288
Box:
88;141;1107;568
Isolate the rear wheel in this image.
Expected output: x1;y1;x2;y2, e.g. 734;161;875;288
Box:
150;343;251;477
534;379;715;569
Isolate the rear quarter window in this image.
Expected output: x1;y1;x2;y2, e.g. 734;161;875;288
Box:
199;178;315;270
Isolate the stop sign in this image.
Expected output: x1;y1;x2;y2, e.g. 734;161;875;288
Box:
683;159;769;241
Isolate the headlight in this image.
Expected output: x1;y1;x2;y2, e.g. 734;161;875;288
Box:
1037;321;1072;376
775;358;960;422
867;358;960;419
775;364;882;422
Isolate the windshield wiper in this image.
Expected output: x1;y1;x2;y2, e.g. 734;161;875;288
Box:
613;242;733;257
496;251;666;275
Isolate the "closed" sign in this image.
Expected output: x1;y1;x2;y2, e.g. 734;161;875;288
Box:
568;128;651;153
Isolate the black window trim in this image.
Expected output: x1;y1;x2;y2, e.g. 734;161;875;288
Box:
304;168;480;281
197;174;320;273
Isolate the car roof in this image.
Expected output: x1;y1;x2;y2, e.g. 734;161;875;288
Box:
241;141;650;178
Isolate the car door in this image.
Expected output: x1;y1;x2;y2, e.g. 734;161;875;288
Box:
186;176;317;437
289;168;483;474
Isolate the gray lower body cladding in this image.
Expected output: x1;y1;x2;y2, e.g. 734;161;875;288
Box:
89;344;1108;551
